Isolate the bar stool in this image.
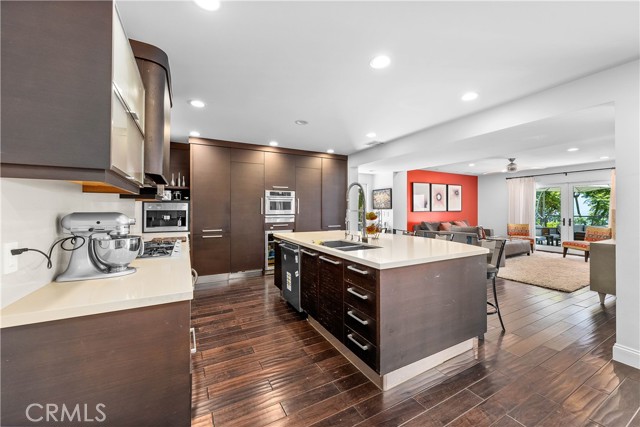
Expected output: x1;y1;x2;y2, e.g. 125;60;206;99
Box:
482;239;507;332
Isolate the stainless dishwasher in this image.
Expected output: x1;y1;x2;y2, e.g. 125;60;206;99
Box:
280;242;302;312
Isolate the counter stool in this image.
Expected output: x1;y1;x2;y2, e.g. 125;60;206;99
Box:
482;239;507;332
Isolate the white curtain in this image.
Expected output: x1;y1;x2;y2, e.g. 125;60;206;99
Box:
507;177;536;236
609;169;616;239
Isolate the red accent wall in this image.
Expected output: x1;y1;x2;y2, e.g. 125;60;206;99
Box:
407;170;478;231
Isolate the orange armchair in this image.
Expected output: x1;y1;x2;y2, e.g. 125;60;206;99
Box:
507;223;535;252
562;226;612;262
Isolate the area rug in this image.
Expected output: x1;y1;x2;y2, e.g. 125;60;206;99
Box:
497;251;589;292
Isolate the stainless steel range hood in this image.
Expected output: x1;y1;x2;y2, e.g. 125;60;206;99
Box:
130;39;172;185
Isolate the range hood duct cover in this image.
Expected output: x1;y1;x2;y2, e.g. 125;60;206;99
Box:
130;39;172;186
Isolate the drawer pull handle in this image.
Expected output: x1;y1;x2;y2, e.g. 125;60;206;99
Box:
272;224;289;227
272;186;289;189
347;310;369;325
202;229;223;233
347;333;369;351
347;265;368;275
260;198;264;215
190;327;197;354
327;225;341;228
347;287;368;300
300;249;318;257
202;235;222;239
319;256;341;265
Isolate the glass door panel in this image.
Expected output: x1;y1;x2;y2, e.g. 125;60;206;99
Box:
571;184;611;240
535;187;563;251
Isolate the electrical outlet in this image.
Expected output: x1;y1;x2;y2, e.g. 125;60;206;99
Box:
3;242;19;274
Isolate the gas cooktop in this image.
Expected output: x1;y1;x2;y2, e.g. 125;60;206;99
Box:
139;239;181;258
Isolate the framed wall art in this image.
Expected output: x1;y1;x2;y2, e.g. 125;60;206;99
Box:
447;184;462;211
431;184;447;212
372;188;392;209
412;183;430;212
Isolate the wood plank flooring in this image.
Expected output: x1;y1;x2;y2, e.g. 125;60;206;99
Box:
190;276;639;427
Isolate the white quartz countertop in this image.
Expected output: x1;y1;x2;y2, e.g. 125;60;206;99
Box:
1;234;193;328
274;231;488;269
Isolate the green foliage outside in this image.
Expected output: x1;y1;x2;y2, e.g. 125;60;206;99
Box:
536;187;610;227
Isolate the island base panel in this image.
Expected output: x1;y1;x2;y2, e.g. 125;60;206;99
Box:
308;316;473;391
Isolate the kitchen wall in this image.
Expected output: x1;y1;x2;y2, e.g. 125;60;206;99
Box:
0;178;137;308
358;172;394;231
478;160;615;236
406;170;478;231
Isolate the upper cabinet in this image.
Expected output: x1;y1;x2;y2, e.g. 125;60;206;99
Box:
264;152;296;190
130;40;173;185
0;1;147;194
321;158;348;230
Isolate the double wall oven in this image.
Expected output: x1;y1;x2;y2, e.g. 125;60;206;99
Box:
264;190;295;271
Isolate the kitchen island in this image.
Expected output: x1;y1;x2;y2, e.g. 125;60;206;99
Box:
275;230;488;390
0;234;193;427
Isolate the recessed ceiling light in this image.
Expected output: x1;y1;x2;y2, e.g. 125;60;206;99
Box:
461;92;479;101
189;131;200;137
269;141;278;147
468;163;475;167
501;169;508;173
369;55;391;69
366;132;377;138
567;147;579;152
600;156;609;160
189;99;205;108
327;149;335;154
193;0;220;11
294;120;308;125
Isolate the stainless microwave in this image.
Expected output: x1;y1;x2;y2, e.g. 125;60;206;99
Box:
264;190;296;215
142;201;189;232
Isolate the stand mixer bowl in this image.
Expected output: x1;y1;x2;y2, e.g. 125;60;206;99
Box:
91;235;143;272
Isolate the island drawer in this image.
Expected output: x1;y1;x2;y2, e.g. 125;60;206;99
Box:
344;261;377;293
344;283;376;318
345;327;377;371
344;305;377;345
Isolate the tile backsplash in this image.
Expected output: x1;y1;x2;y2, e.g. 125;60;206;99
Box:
0;178;137;308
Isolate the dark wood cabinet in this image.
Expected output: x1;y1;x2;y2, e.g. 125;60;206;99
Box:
265;152;296;190
295;167;322;231
191;144;231;276
192;233;231;277
190;138;347;278
1;301;191;427
230;153;265;272
191;144;230;236
0;1;145;194
321;158;348;230
317;253;344;340
300;248;320;317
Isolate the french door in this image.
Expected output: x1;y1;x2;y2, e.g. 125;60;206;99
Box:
535;182;610;252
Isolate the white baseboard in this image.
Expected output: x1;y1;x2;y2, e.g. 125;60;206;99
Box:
613;343;640;369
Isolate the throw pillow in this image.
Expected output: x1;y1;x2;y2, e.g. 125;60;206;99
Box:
425;221;441;232
452;220;469;227
439;222;452;231
451;225;482;240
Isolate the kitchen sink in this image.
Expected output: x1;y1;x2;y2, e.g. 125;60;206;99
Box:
319;240;381;251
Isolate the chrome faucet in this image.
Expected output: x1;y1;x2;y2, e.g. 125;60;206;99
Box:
346;182;368;243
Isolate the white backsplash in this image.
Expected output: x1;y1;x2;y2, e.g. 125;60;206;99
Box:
0;178;138;308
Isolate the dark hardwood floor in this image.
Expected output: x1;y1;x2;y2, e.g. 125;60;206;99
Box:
190;275;639;427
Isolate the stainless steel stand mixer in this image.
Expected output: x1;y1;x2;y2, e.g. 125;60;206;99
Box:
55;212;144;282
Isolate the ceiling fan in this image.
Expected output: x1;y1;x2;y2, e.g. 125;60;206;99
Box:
506;158;518;173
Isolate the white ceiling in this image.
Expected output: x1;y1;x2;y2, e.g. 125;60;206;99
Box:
117;1;638;160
